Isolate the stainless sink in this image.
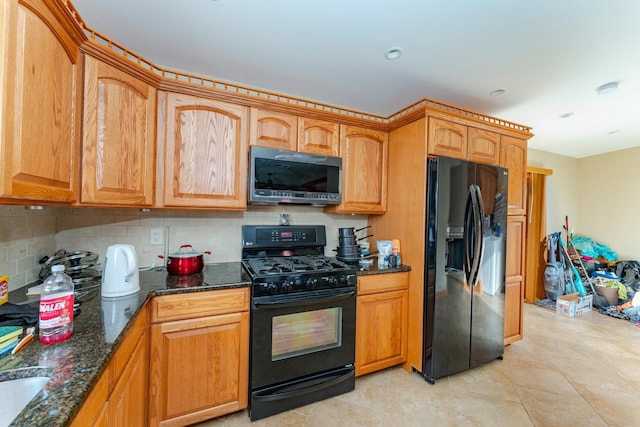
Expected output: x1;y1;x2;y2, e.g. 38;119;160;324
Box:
0;376;50;427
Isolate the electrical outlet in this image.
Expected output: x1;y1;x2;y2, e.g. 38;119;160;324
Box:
150;228;164;245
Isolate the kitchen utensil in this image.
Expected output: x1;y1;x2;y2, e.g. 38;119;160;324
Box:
11;327;35;355
336;254;363;264
338;227;356;237
39;250;100;280
102;244;140;297
338;236;357;246
333;245;361;257
337;225;371;237
161;244;211;275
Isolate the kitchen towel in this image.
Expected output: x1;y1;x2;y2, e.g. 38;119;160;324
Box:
0;302;38;326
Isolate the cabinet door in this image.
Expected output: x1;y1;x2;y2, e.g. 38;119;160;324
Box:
249;107;297;151
500;136;527;215
81;56;156;205
356;289;408;376
505;215;526;345
158;92;248;209
467;127;500;165
108;329;148;427
297;117;340;156
148;312;249;426
328;125;388;214
69;368;110;427
427;117;467;159
0;0;80;202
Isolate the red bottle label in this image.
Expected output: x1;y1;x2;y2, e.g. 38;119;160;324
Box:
39;292;74;329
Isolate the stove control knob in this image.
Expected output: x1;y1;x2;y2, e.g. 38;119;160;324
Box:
306;278;318;290
280;281;292;293
338;276;348;286
266;282;277;295
328;277;338;288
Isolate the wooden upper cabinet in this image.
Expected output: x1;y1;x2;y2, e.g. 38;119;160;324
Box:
467;127;500;165
500;135;527;215
157;92;248;209
326;125;388;214
0;0;81;202
298;117;340;156
249;107;297;151
427;117;467;159
81;56;156;206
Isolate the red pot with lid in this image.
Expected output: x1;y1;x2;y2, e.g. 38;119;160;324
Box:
160;244;211;275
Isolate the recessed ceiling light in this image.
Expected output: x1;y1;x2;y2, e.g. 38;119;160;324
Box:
385;48;402;60
596;81;619;95
489;89;506;96
559;112;574;119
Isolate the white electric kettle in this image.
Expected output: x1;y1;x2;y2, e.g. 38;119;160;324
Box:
102;244;140;297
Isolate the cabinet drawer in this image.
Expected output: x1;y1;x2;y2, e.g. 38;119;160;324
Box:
150;288;250;323
357;272;409;295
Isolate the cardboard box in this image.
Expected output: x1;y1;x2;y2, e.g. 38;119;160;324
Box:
556;292;593;317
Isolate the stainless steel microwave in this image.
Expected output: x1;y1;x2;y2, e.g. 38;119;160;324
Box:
248;147;342;205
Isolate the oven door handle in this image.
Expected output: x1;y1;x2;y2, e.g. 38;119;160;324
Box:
253;291;356;310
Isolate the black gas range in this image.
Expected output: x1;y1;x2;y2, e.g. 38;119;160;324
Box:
241;225;357;297
241;225;357;421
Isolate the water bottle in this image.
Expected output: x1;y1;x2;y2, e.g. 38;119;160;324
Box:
39;265;75;344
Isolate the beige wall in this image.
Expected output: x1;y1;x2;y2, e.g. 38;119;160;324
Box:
527;149;580;236
577;147;640;260
528;147;640;261
0;204;367;291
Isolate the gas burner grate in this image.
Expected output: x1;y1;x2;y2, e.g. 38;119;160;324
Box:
243;255;354;279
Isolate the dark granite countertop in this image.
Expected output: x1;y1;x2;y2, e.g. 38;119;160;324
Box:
0;262;250;427
0;259;409;426
355;263;412;275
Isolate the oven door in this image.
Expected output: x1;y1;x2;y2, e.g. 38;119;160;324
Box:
250;286;356;389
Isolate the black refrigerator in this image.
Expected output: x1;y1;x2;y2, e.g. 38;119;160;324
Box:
422;157;508;383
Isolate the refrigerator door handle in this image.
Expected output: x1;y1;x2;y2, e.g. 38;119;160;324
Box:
469;185;485;287
464;186;476;285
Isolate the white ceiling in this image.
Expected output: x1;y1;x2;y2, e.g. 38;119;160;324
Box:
71;0;640;158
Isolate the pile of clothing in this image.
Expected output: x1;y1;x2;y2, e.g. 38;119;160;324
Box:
593;260;640;324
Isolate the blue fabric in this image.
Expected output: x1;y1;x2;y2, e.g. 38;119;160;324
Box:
572;236;618;262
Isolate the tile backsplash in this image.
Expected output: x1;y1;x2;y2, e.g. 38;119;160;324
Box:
1;204;368;291
0;206;57;290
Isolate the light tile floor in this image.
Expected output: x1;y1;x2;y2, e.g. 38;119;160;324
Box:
194;303;640;427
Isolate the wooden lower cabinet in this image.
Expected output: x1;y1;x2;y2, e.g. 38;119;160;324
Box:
148;288;250;427
355;272;409;376
70;305;149;427
108;328;149;426
505;215;526;345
